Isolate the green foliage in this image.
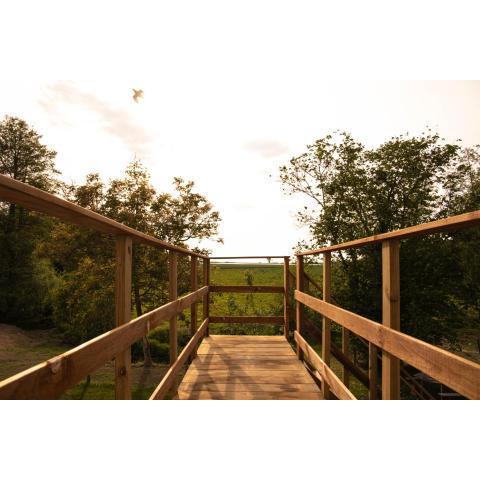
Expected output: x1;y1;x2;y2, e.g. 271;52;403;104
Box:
0;116;61;328
280;130;480;347
0;116;222;343
147;339;170;363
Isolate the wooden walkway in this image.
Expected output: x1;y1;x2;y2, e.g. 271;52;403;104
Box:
177;335;322;399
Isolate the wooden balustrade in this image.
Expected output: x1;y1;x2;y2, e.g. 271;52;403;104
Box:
295;255;305;360
294;290;480;399
0;172;479;400
283;256;290;339
0;287;208;399
322;251;331;399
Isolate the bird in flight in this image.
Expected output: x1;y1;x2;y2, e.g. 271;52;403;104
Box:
132;88;144;103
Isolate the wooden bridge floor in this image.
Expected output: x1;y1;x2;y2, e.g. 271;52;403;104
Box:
177;335;323;399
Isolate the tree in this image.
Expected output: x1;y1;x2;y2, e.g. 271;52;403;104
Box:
279;131;477;347
45;159;222;363
0;116;60;328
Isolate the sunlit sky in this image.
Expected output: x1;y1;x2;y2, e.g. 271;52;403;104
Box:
2;1;480;259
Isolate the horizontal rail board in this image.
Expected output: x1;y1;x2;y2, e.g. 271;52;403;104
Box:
209;316;284;325
295;290;480;399
298;210;480;255
0;174;206;258
209;256;288;259
210;285;284;293
295;332;356;400
0;286;208;399
149;319;209;400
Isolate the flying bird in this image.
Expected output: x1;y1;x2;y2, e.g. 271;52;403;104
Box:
132;88;144;103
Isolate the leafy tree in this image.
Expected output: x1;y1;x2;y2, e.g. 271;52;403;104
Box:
279;131;478;347
45;159;222;360
0;116;60;327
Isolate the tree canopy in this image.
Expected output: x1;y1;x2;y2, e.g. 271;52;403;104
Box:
280;130;480;348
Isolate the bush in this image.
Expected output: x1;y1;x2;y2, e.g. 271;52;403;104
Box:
148;326;169;343
148;339;170;363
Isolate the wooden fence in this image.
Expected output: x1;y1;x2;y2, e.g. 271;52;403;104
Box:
295;212;480;400
0;173;479;399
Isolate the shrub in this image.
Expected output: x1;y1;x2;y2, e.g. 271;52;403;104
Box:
148;339;170;363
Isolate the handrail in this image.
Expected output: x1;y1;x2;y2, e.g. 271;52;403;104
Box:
210;256;288;259
0;286;208;399
297;210;480;255
295;290;480;399
0;174;207;258
295;332;356;400
150;318;209;400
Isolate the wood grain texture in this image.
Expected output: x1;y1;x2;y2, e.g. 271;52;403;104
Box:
114;236;132;400
203;259;210;336
298;209;480;255
189;256;198;362
295;332;356;400
177;335;322;400
295;290;480;399
149;319;209;400
322;251;331;399
0;174;207;258
369;343;378;400
169;251;178;366
296;255;305;360
0;286;208;399
284;256;290;339
382;240;400;400
342;328;350;388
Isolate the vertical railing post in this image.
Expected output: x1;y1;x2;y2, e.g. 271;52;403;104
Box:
382;239;400;400
190;255;198;361
322;251;331;399
169;251;178;366
295;255;304;359
203;258;210;336
283;256;290;339
342;328;350;388
369;343;378;400
115;235;132;400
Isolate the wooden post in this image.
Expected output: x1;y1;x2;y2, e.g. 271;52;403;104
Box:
203;258;210;336
190;256;198;361
115;236;132;400
295;255;304;359
382;239;401;400
322;251;331;399
283;256;290;339
369;343;378;400
342;328;350;388
169;251;178;366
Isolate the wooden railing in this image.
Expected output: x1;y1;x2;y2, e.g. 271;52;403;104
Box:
295;212;480;400
0;173;479;400
209;255;291;337
0;174;209;400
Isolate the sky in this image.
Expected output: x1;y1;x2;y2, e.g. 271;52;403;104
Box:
1;1;480;260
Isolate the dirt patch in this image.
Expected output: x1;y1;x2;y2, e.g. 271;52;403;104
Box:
0;323;169;396
0;323;60;350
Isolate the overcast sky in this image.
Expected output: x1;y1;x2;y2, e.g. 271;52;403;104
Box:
2;2;480;259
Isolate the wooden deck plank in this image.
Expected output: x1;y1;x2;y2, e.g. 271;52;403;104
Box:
178;335;322;400
179;383;321;393
178;391;323;400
